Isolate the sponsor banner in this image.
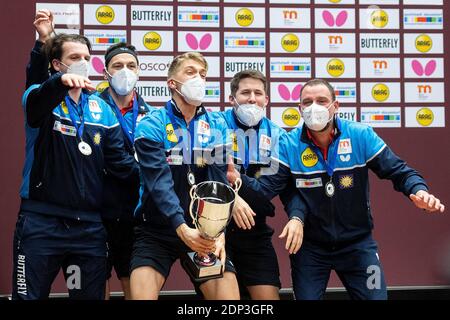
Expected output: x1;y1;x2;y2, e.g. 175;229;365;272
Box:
315;33;356;54
269;8;311;29
359;33;400;54
403;9;443;30
271;107;303;129
36;3;80;27
360;82;401;103
359;8;399;30
270;33;311;54
224;57;265;78
84;4;126;26
404;33;443;54
84;29;127;51
135;81;172;102
270;58;311;79
404;58;444;79
131;30;173;52
178;31;220;52
404;82;445;103
130;5;173;27
360;58;401;79
405;107;445;128
224;7;265;28
315;58;356;79
315;8;356;29
361;107;401;128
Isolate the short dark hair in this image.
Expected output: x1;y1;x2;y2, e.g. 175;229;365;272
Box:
230;70;268;97
300;79;336;102
104;42;139;68
43;33;91;72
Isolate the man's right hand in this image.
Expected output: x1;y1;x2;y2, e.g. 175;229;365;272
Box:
61;74;95;91
34;9;54;43
176;223;216;256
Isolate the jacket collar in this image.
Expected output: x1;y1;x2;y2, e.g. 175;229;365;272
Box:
170;99;206;120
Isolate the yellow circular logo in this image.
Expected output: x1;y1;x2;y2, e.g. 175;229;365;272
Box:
235;8;254;27
143;31;162;51
415;34;433;53
328;0;342;3
327;58;345;78
371;10;388;28
416;108;434;126
166;124;178;143
95;6;115;25
282;108;301;127
372;83;390;102
301;147;318;168
96;81;109;93
281;34;299;52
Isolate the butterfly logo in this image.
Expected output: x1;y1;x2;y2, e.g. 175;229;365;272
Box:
91;57;105;75
411;60;437;76
322;10;348;27
186;33;212;50
278;84;302;101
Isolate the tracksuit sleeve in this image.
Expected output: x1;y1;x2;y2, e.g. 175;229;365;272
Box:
26;41;50;89
103;125;139;180
24;72;69;128
365;127;429;197
239;161;291;201
134;138;186;230
279;180;308;221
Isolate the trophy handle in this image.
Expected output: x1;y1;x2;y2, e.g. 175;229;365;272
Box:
189;196;199;225
233;178;242;192
189;184;197;200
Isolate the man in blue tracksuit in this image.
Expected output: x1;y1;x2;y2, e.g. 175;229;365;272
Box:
98;42;151;299
13;33;137;300
228;78;445;300
219;70;304;299
25;11;151;299
130;52;239;299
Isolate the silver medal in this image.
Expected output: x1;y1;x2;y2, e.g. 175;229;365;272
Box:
187;171;196;186
78;141;92;156
325;181;335;197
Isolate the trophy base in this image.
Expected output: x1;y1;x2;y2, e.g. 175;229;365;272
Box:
184;252;223;282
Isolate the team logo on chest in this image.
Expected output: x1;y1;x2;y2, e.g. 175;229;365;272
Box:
89;100;102;121
259;134;271;158
197;119;210;144
338;138;352;162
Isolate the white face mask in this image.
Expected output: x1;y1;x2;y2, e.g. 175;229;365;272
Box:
106;67;138;96
301;101;335;131
174;76;206;106
61;59;90;79
234;98;266;127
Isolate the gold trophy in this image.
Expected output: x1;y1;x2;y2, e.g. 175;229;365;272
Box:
185;179;241;281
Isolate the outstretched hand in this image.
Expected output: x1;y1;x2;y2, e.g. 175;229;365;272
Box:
410;190;445;213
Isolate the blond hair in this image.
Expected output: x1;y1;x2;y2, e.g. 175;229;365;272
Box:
167;52;208;78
